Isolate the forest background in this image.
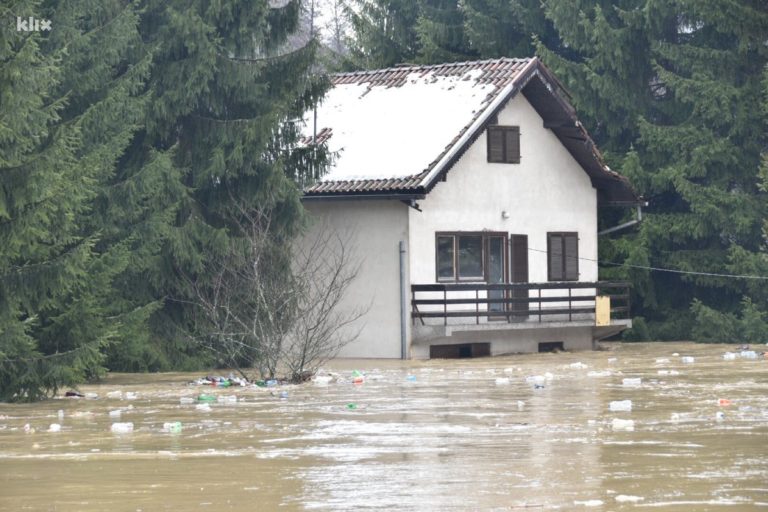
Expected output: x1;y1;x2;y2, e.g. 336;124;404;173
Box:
1;0;766;401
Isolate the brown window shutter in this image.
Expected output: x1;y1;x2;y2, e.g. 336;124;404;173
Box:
564;233;579;280
509;234;529;318
487;127;504;163
509;234;528;283
548;234;563;281
505;126;520;163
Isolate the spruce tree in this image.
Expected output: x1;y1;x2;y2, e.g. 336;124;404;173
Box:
415;0;476;63
462;0;554;59
539;0;768;341
0;0;146;400
346;0;421;68
114;0;329;367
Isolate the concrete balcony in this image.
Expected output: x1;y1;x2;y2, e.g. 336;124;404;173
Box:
410;281;632;357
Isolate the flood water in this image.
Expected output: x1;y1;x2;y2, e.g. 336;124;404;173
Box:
1;342;767;511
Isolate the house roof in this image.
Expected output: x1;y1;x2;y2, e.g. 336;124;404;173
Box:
301;57;639;206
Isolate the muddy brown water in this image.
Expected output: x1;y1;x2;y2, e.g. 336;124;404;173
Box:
1;342;767;511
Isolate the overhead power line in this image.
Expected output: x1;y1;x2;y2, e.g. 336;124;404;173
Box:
526;247;768;281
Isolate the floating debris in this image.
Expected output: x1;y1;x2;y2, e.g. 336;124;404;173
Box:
162;422;182;434
609;400;632;412
110;422;134;434
611;418;635;431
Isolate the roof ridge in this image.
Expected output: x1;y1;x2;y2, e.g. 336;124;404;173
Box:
332;56;533;79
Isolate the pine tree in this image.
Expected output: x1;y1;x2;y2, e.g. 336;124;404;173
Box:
0;0;146;400
415;0;476;63
540;0;768;341
346;0;421;68
416;0;477;64
111;0;329;367
462;0;554;59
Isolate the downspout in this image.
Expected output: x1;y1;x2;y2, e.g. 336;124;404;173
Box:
399;240;407;360
598;204;644;236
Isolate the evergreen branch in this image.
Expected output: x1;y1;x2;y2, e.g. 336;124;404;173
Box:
0;343;92;364
216;38;316;64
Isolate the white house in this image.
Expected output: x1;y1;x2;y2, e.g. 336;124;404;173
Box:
300;57;640;359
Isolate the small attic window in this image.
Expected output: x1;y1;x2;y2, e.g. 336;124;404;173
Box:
487;125;520;163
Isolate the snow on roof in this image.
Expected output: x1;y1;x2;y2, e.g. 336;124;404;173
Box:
299;58;639;204
301;59;535;185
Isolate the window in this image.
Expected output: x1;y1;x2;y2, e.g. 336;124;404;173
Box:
435;232;506;282
487;125;520;163
457;235;483;279
547;232;579;281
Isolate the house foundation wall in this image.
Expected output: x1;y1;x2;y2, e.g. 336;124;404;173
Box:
410;325;594;359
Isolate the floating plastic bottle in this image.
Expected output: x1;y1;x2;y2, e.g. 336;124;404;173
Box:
609;400;632;412
740;350;758;360
110;422;134;434
622;378;642;387
346;403;357;410
109;409;122;419
195;403;211;412
405;375;417;382
681;356;695;364
611;418;635;431
494;377;510;385
163;422;182;434
197;394;216;402
723;352;737;361
106;390;122;399
47;423;61;433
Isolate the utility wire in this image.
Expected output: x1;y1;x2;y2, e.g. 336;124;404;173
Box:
526;247;768;280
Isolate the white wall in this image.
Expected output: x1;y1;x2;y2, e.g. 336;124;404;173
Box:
409;93;598;286
303;200;409;358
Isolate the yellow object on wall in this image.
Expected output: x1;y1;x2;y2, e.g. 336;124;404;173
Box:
596;296;611;326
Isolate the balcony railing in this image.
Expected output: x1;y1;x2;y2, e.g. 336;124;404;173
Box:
411;281;630;326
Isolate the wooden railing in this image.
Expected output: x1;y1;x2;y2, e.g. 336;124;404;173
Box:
411;281;631;326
